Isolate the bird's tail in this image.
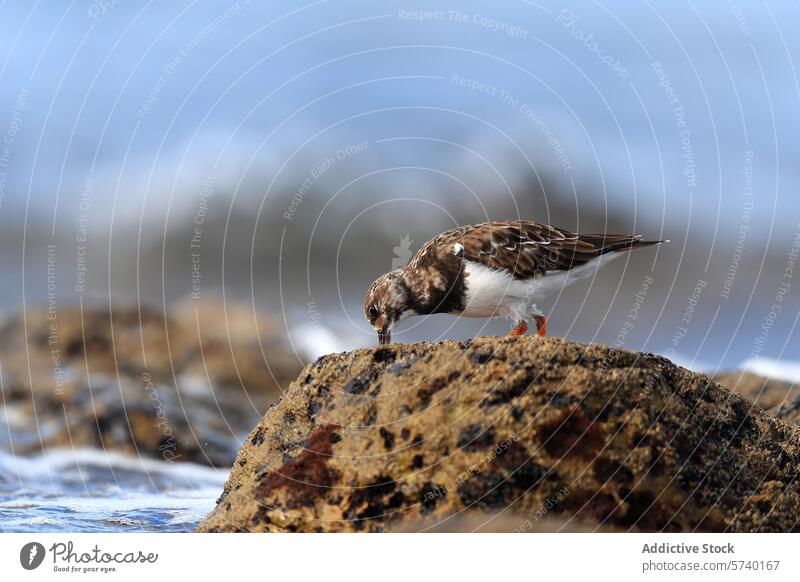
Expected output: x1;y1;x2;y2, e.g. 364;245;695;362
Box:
578;233;669;254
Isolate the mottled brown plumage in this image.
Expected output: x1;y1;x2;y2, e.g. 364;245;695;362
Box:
410;220;662;280
364;220;667;345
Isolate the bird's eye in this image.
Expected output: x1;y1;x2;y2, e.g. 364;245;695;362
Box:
368;304;378;318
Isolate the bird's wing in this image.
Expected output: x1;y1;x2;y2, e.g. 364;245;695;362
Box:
411;220;652;280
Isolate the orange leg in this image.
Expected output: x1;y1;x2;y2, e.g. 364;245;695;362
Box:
533;315;547;337
508;320;528;336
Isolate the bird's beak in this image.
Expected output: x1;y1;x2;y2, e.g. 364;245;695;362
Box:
378;327;391;345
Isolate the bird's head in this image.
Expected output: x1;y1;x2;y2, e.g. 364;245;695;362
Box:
363;269;412;345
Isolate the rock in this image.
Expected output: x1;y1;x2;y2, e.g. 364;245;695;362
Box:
713;370;800;427
170;298;300;396
775;396;800;426
0;300;301;465
713;371;799;414
198;336;800;533
2;373;258;466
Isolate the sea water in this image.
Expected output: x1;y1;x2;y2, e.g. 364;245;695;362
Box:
0;448;226;532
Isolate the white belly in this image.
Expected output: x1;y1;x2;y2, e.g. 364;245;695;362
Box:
460;262;527;317
460;255;620;318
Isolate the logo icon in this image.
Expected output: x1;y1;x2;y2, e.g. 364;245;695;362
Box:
20;542;46;570
392;234;414;269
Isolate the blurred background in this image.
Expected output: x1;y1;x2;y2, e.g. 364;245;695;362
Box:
1;0;800;533
0;0;800;368
1;0;799;378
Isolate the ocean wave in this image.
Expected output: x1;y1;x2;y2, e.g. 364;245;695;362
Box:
0;448;226;532
0;448;227;483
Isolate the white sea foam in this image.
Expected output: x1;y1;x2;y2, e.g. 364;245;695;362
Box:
0;448;227;483
0;491;222;513
291;321;363;360
0;448;227;532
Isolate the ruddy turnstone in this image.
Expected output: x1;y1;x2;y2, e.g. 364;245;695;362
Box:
364;220;667;344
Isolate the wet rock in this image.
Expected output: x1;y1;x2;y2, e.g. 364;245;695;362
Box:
198;336;800;532
0;300;301;466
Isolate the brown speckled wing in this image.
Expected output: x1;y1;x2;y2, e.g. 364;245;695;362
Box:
410;220;658;280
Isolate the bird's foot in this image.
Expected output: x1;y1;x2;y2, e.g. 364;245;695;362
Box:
508;320;528;336
533;315;547;337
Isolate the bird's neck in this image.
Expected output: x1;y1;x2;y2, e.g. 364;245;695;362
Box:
400;263;465;315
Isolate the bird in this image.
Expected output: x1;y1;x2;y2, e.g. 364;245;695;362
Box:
363;220;667;345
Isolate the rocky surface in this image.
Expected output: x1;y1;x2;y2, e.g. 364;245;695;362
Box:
775;397;800;427
713;370;800;427
198;336;800;533
713;371;799;417
0;300;301;466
